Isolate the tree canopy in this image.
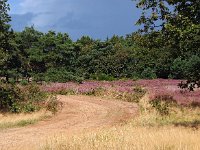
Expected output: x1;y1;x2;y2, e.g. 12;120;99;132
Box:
0;0;199;88
134;0;200;89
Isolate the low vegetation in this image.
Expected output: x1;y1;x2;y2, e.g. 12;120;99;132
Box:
42;79;200;105
43;92;200;150
0;82;61;115
0;110;52;130
42;80;200;128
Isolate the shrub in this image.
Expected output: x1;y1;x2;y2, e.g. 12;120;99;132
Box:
170;57;187;79
0;83;23;113
22;102;39;113
172;56;200;91
130;87;146;103
0;82;57;113
150;95;177;116
46;95;62;115
22;84;47;102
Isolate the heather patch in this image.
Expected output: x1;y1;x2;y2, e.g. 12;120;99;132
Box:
42;79;200;105
136;79;200;105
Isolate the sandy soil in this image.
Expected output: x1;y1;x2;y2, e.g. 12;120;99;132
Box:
0;95;138;150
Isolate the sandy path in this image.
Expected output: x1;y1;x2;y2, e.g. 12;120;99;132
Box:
0;95;138;150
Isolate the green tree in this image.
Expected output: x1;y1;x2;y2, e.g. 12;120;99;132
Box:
134;0;200;88
0;0;19;81
14;26;44;81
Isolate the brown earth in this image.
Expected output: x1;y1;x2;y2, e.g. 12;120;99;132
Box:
0;95;138;150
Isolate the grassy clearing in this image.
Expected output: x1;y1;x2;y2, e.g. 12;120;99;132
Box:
0;110;52;130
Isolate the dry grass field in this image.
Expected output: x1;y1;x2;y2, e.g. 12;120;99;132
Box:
42;93;200;150
1;80;200;150
43;126;200;150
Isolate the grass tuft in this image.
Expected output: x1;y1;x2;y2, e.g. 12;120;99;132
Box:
0;111;52;130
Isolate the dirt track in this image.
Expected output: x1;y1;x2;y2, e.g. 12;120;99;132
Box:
0;95;138;150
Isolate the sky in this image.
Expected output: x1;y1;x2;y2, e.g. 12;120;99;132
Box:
8;0;141;40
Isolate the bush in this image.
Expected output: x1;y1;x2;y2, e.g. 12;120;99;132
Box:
150;95;177;116
170;57;187;79
22;84;47;102
0;83;59;113
0;83;23;112
174;56;200;90
46;95;62;115
185;55;200;81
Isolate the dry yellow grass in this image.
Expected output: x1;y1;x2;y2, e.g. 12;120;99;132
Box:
1;94;200;150
134;93;200;127
42;94;200;150
43;125;200;150
0;110;52;129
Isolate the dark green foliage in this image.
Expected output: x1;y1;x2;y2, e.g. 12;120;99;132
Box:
1;25;199;83
141;67;157;79
20;79;29;86
1;0;199;83
0;0;199;84
0;83;22;112
0;82;59;113
134;0;200;87
184;56;200;82
171;56;200;80
0;0;17;81
22;84;47;102
44;68;83;83
91;73;115;81
170;58;187;79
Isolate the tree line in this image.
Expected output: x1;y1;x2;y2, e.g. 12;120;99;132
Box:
0;0;200;85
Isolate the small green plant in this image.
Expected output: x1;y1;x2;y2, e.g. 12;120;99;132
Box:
91;73;115;81
20;79;29;86
22;102;40;113
150;95;177;116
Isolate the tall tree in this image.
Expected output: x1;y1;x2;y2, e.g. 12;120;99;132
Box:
134;0;200;89
0;0;17;81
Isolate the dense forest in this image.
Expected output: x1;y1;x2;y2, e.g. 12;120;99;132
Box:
1;27;199;83
0;0;200;84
